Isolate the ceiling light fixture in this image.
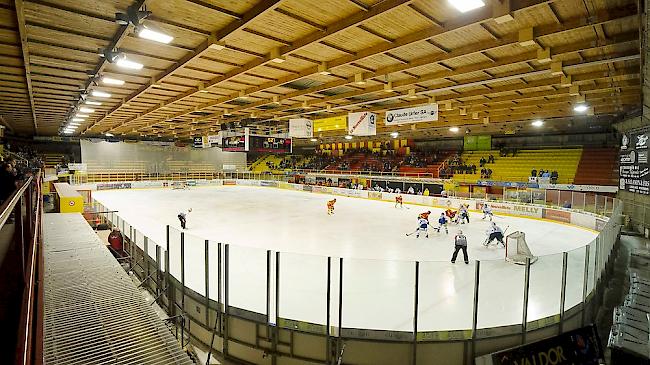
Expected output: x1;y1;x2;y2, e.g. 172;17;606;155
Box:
310;138;318;142
72;118;85;122
79;108;94;113
531;120;544;127
449;127;460;133
136;25;173;44
344;135;353;140
573;104;589;112
390;132;399;138
85;101;102;106
75;114;90;118
116;57;143;70
448;0;485;13
318;61;331;76
105;133;115;137
92;90;111;98
102;77;125;85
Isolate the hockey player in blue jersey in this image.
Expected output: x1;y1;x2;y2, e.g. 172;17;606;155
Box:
406;217;430;238
435;212;449;234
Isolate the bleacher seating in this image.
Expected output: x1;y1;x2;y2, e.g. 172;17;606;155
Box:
574;148;618;185
453;149;583;184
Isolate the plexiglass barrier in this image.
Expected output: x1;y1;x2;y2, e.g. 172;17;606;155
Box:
94;191;622;361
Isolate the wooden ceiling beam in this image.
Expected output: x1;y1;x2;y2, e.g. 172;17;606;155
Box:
181;0;242;19
192;29;638;123
85;0;284;133
273;8;326;32
125;3;636;133
14;0;37;133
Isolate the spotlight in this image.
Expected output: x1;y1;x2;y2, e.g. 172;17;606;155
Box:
310;138;318;142
85;101;102;106
344;135;353;140
449;127;460;133
448;0;485;13
72;118;85;122
531;120;544;127
79;108;94;113
75;114;90;118
105;133;114;137
573;104;589;112
100;49;143;70
390;132;399;138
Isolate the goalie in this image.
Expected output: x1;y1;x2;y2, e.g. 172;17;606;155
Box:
484;222;505;247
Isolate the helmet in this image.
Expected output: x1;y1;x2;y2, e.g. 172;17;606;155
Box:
458;230;463;234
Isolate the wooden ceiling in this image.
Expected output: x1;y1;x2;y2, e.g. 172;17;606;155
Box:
0;0;642;140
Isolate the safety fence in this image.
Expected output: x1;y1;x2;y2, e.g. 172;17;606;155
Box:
86;179;622;365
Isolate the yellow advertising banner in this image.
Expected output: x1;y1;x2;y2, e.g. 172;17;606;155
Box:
314;115;347;132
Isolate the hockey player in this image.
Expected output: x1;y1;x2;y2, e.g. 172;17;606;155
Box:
418;210;431;221
395;195;403;208
178;208;192;230
481;203;494;221
435;213;449;234
406;214;431;238
484;222;505;247
327;198;337;215
451;230;469;264
459;204;470;224
445;208;458;224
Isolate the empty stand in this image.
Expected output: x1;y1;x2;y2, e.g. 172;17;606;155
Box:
574;148;619;185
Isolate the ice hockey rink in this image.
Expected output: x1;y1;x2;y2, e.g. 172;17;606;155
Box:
93;185;599;332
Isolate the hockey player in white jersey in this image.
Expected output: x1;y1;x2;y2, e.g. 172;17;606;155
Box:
406;217;430;238
459;204;470;224
484;222;505;247
481;203;494;221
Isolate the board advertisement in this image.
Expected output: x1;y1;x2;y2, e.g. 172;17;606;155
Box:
208;134;221;147
68;163;87;171
385;104;438;126
475;325;604;365
193;136;207;148
619;129;650;194
289;118;313;138
464;135;492;151
347;112;377;136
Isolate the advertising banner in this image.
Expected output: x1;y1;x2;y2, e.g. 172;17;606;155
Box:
347;112;377;136
619;128;650;194
208;134;221;147
385;104;438;126
289;118;313;138
476;325;603;365
222;135;247;152
314;115;347;132
68;163;87;171
193;136;207;148
476;201;543;218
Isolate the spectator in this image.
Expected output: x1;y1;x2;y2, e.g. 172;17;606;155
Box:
0;163;17;204
471;164;477;174
407;186;415;194
551;170;559;183
562;201;572;209
423;188;430;196
488;154;495;163
531;169;537;177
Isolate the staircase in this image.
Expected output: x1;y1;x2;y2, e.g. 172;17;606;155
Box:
574;148;618;186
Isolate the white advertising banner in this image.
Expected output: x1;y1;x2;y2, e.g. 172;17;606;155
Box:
289;118;313;138
538;184;618;193
208;134;221;147
476;201;543;218
68;163;87;171
347;112;377;136
385;104;438;126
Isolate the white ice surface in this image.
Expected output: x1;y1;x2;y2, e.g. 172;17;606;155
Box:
94;186;597;332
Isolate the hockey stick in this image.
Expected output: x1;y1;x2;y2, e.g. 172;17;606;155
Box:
406;229;419;236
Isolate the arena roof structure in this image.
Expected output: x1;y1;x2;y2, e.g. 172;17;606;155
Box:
0;0;642;140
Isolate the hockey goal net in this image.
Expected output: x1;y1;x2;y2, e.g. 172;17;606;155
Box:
505;231;538;265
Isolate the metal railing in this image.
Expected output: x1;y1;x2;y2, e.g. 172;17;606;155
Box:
0;172;43;365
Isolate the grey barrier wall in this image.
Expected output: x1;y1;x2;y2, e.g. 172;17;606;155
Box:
92;182;622;365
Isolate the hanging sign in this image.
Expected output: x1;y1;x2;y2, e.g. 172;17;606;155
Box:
385;104;438;126
347;112;377;136
289;118;313;138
